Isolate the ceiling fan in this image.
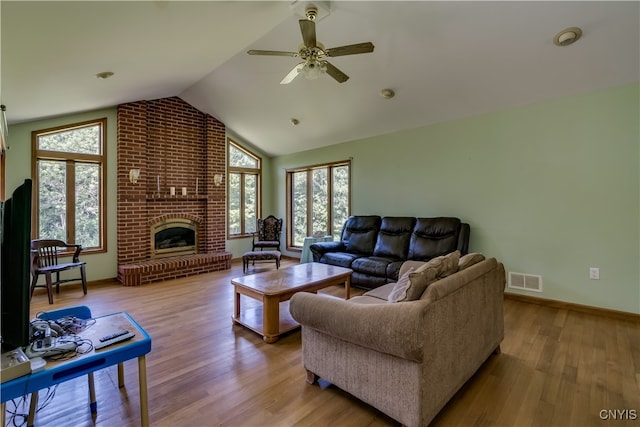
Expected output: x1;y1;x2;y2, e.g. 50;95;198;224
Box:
247;6;374;84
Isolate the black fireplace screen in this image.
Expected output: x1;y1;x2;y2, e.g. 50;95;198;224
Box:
154;227;196;250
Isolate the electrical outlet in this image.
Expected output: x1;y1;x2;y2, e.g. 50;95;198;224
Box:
589;267;600;280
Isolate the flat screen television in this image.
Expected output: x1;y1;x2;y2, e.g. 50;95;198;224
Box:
1;179;33;351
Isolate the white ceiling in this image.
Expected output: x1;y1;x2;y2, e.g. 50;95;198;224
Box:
2;1;639;157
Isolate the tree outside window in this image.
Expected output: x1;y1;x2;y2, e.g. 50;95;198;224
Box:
228;140;261;237
287;160;350;248
32;119;106;251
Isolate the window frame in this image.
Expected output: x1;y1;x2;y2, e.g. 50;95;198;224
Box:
31;118;107;254
285;159;351;250
227;139;262;239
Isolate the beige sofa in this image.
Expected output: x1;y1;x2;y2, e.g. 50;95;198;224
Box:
289;256;506;427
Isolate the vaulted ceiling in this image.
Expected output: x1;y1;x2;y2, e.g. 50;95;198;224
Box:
2;1;638;156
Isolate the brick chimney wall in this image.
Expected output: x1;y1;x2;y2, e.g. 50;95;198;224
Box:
117;97;230;285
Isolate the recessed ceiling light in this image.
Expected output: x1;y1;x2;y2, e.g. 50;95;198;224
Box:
380;89;395;99
553;27;582;46
96;71;114;79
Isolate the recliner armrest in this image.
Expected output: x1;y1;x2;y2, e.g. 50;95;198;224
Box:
309;241;346;261
457;223;470;255
289;293;427;362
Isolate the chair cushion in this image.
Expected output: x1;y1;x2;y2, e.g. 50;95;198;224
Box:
243;251;281;261
253;241;279;248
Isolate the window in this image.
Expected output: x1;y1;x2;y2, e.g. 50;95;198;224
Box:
286;160;350;248
227;139;261;237
32;118;106;252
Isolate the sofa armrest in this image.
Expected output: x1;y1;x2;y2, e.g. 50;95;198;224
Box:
457;223;470;255
309;241;346;261
290;292;426;362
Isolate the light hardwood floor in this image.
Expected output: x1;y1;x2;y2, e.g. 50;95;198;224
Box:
10;258;639;427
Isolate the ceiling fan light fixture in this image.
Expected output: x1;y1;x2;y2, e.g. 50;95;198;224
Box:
301;59;326;80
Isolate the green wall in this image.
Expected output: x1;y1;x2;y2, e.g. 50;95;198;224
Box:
6;108;275;281
6;107;119;281
272;83;640;314
225;130;274;257
7;84;638;313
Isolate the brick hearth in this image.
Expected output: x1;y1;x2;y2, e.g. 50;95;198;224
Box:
117;97;231;285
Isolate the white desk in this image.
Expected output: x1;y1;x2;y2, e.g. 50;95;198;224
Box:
300;236;333;263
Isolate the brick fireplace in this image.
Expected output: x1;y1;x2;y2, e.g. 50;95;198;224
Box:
117;97;231;285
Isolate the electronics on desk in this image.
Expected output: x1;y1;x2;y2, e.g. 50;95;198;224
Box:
30;316;88;339
24;336;79;359
1;347;31;383
29;357;46;373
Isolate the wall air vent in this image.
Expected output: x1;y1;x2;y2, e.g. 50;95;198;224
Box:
508;272;543;292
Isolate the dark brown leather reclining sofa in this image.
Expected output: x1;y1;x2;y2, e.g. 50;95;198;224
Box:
310;216;470;289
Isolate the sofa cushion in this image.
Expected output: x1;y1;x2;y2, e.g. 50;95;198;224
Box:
348;295;389;305
459;252;485;270
408;217;462;261
342;215;381;254
363;282;396;301
385;260;405;282
320;251;360;268
393;251;460;302
373;217;416;259
352;256;395;277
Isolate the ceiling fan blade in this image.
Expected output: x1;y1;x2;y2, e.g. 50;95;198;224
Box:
280;63;304;84
247;50;298;57
299;19;317;48
325;42;375;57
324;61;349;83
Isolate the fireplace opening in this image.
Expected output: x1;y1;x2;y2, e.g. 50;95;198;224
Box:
150;218;198;258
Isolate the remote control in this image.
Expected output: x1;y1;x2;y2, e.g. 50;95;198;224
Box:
94;331;135;350
99;329;130;342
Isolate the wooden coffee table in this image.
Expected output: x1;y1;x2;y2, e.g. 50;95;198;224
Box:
231;262;352;343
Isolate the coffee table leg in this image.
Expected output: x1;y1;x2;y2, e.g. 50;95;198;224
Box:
345;276;351;299
263;295;280;343
234;287;241;321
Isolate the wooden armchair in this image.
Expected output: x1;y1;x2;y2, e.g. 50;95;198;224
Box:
30;239;87;304
252;215;283;251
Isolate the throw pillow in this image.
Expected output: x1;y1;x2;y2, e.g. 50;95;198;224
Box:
458;252;485;271
404;264;441;301
387;267;415;303
391;251;461;302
